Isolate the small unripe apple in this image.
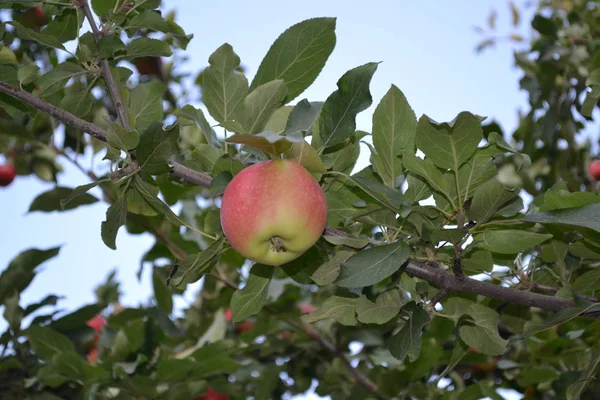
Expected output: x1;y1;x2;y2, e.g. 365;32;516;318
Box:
588;160;600;181
0;164;16;187
220;159;327;266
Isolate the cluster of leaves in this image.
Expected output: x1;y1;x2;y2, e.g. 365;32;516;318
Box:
476;0;600;196
0;1;600;399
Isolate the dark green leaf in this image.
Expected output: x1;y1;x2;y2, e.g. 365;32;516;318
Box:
130;81;165;133
169;237;226;288
474;230;552;254
173;105;220;148
388;302;429;361
284;100;324;135
27;325;75;360
29;186;98;213
125;37;172;58
230;264;274;322
522;204;600;234
107;120;140;151
136;122;179;174
9;21;65;51
152;267;173;314
42;9;82;43
101;195;128;250
356;289;406;324
235;80;288;134
0;247;60;304
336;240;410;288
319;63;378;148
226;130;302;156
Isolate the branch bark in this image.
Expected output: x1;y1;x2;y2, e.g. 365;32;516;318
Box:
1;83;599;319
80;0;131;130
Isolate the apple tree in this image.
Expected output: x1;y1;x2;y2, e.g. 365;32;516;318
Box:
1;1;600;399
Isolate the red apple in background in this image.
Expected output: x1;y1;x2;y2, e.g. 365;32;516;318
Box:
298;304;315;314
86;347;99;364
235;321;254;334
133;56;165;80
220;159;327;266
224;308;232;321
195;388;229;400
0;164;16;187
281;330;292;341
86;315;107;334
23;6;49;29
588;160;600;181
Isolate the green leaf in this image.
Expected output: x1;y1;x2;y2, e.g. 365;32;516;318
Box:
17;64;40;85
283;139;326;177
436;338;469;383
27;325;75;360
98;34;125;58
169;237;226;288
136;122;179;174
152;267;173;314
522;302;600;337
60;182;102;210
28;186;98;213
226;131;302;156
124;37;172;58
467;179;519;223
60;91;94;118
0;247;60;304
405;174;432;202
458;303;507;356
356;289;406;324
189;144;222;172
348;174;404;213
101;195;128;250
173;105;220;148
415;112;483;170
388;302;430;361
311;249;354;286
92;0;117;16
462;249;493;275
522;204;600;234
107;120;140;151
573;270;600;292
566;344;600;400
9;21;66;51
335;240;410;288
42;9;82;43
235;80;288;134
322;235;370;249
250;17;336;102
199;44;248;124
301;295;358;326
532;14;557;36
372;85;417;186
112;319;146;360
284;100;324;135
52;352;109;384
402;152;451;202
0;46;17;65
539;190;600;212
37;62;85;95
517;367;559;387
129;81;165;133
319;63;378;149
230;264;274;322
474;230;552;254
3;291;22;331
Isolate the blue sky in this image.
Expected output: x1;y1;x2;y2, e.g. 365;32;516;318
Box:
0;1;534;398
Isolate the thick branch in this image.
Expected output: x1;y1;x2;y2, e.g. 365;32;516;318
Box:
80;0;131;130
1;83;598;318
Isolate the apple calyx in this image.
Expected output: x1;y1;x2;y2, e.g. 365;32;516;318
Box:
270;236;286;253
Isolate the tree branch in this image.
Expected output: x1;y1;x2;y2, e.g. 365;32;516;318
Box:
79;0;132;130
1;82;598;319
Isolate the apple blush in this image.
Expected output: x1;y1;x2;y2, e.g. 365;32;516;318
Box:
220;159;327;266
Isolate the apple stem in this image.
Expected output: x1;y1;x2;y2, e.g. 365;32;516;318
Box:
270;236;287;252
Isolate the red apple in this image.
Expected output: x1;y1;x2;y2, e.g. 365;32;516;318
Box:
86;315;107;334
86;347;99;364
0;164;16;187
298;304;315;314
281;330;292;341
588;160;600;181
224;308;232;321
195;388;229;400
133;56;165;80
235;321;254;334
23;6;49;29
220;159;327;266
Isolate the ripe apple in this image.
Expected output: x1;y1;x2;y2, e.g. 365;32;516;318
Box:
0;164;16;187
23;6;49;29
235;321;254;334
281;330;292;341
86;347;99;364
588;160;600;181
220;159;327;266
133;56;164;79
224;308;232;321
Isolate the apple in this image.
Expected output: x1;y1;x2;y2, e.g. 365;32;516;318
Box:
298;304;315;314
86;315;107;334
23;6;49;29
195;388;229;400
235;321;254;334
133;56;164;79
86;347;99;364
224;308;232;321
588;160;600;181
0;164;16;187
281;330;292;341
220;159;327;266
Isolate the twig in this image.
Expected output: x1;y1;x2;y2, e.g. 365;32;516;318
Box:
1;83;599;318
79;0;131;130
